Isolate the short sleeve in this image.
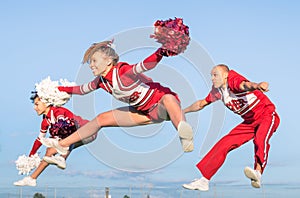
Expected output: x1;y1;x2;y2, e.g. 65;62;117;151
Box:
40;118;49;133
227;70;249;92
205;86;221;103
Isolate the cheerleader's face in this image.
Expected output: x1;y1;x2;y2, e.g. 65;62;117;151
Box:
89;51;113;77
33;97;49;116
211;67;228;89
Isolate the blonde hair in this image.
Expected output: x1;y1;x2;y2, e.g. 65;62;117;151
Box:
82;40;119;65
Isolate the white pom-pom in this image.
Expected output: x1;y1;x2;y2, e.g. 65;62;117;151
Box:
35;76;76;107
15;154;41;175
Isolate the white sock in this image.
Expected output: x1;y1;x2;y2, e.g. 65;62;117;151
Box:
200;177;209;182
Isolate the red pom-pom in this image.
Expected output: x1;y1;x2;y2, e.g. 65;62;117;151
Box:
150;17;190;56
49;119;79;139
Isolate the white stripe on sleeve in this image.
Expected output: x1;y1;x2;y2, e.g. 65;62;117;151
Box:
38;132;46;139
133;62;147;74
80;82;95;94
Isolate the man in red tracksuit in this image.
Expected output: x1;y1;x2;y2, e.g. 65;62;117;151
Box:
182;64;280;191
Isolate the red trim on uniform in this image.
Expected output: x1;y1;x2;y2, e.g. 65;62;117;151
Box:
100;77;112;93
115;67;141;91
133;89;154;108
238;98;260;116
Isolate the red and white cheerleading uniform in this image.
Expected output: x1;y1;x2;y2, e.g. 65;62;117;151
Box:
29;106;89;156
197;70;280;179
58;49;179;121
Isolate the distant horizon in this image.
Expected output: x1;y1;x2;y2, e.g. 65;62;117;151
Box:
3;184;300;198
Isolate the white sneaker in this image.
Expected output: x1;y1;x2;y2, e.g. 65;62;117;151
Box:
40;138;69;155
244;166;262;188
182;177;209;191
43;155;66;169
180;139;194;152
178;121;194;152
14;176;36;187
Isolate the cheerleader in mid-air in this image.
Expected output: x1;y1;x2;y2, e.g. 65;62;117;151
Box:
14;77;97;187
40;18;194;161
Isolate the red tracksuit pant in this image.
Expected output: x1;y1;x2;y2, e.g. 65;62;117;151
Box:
197;108;280;180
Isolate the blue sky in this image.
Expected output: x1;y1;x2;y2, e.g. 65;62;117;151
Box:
0;0;299;193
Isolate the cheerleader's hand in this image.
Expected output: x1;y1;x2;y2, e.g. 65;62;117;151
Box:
257;82;269;92
157;47;177;57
